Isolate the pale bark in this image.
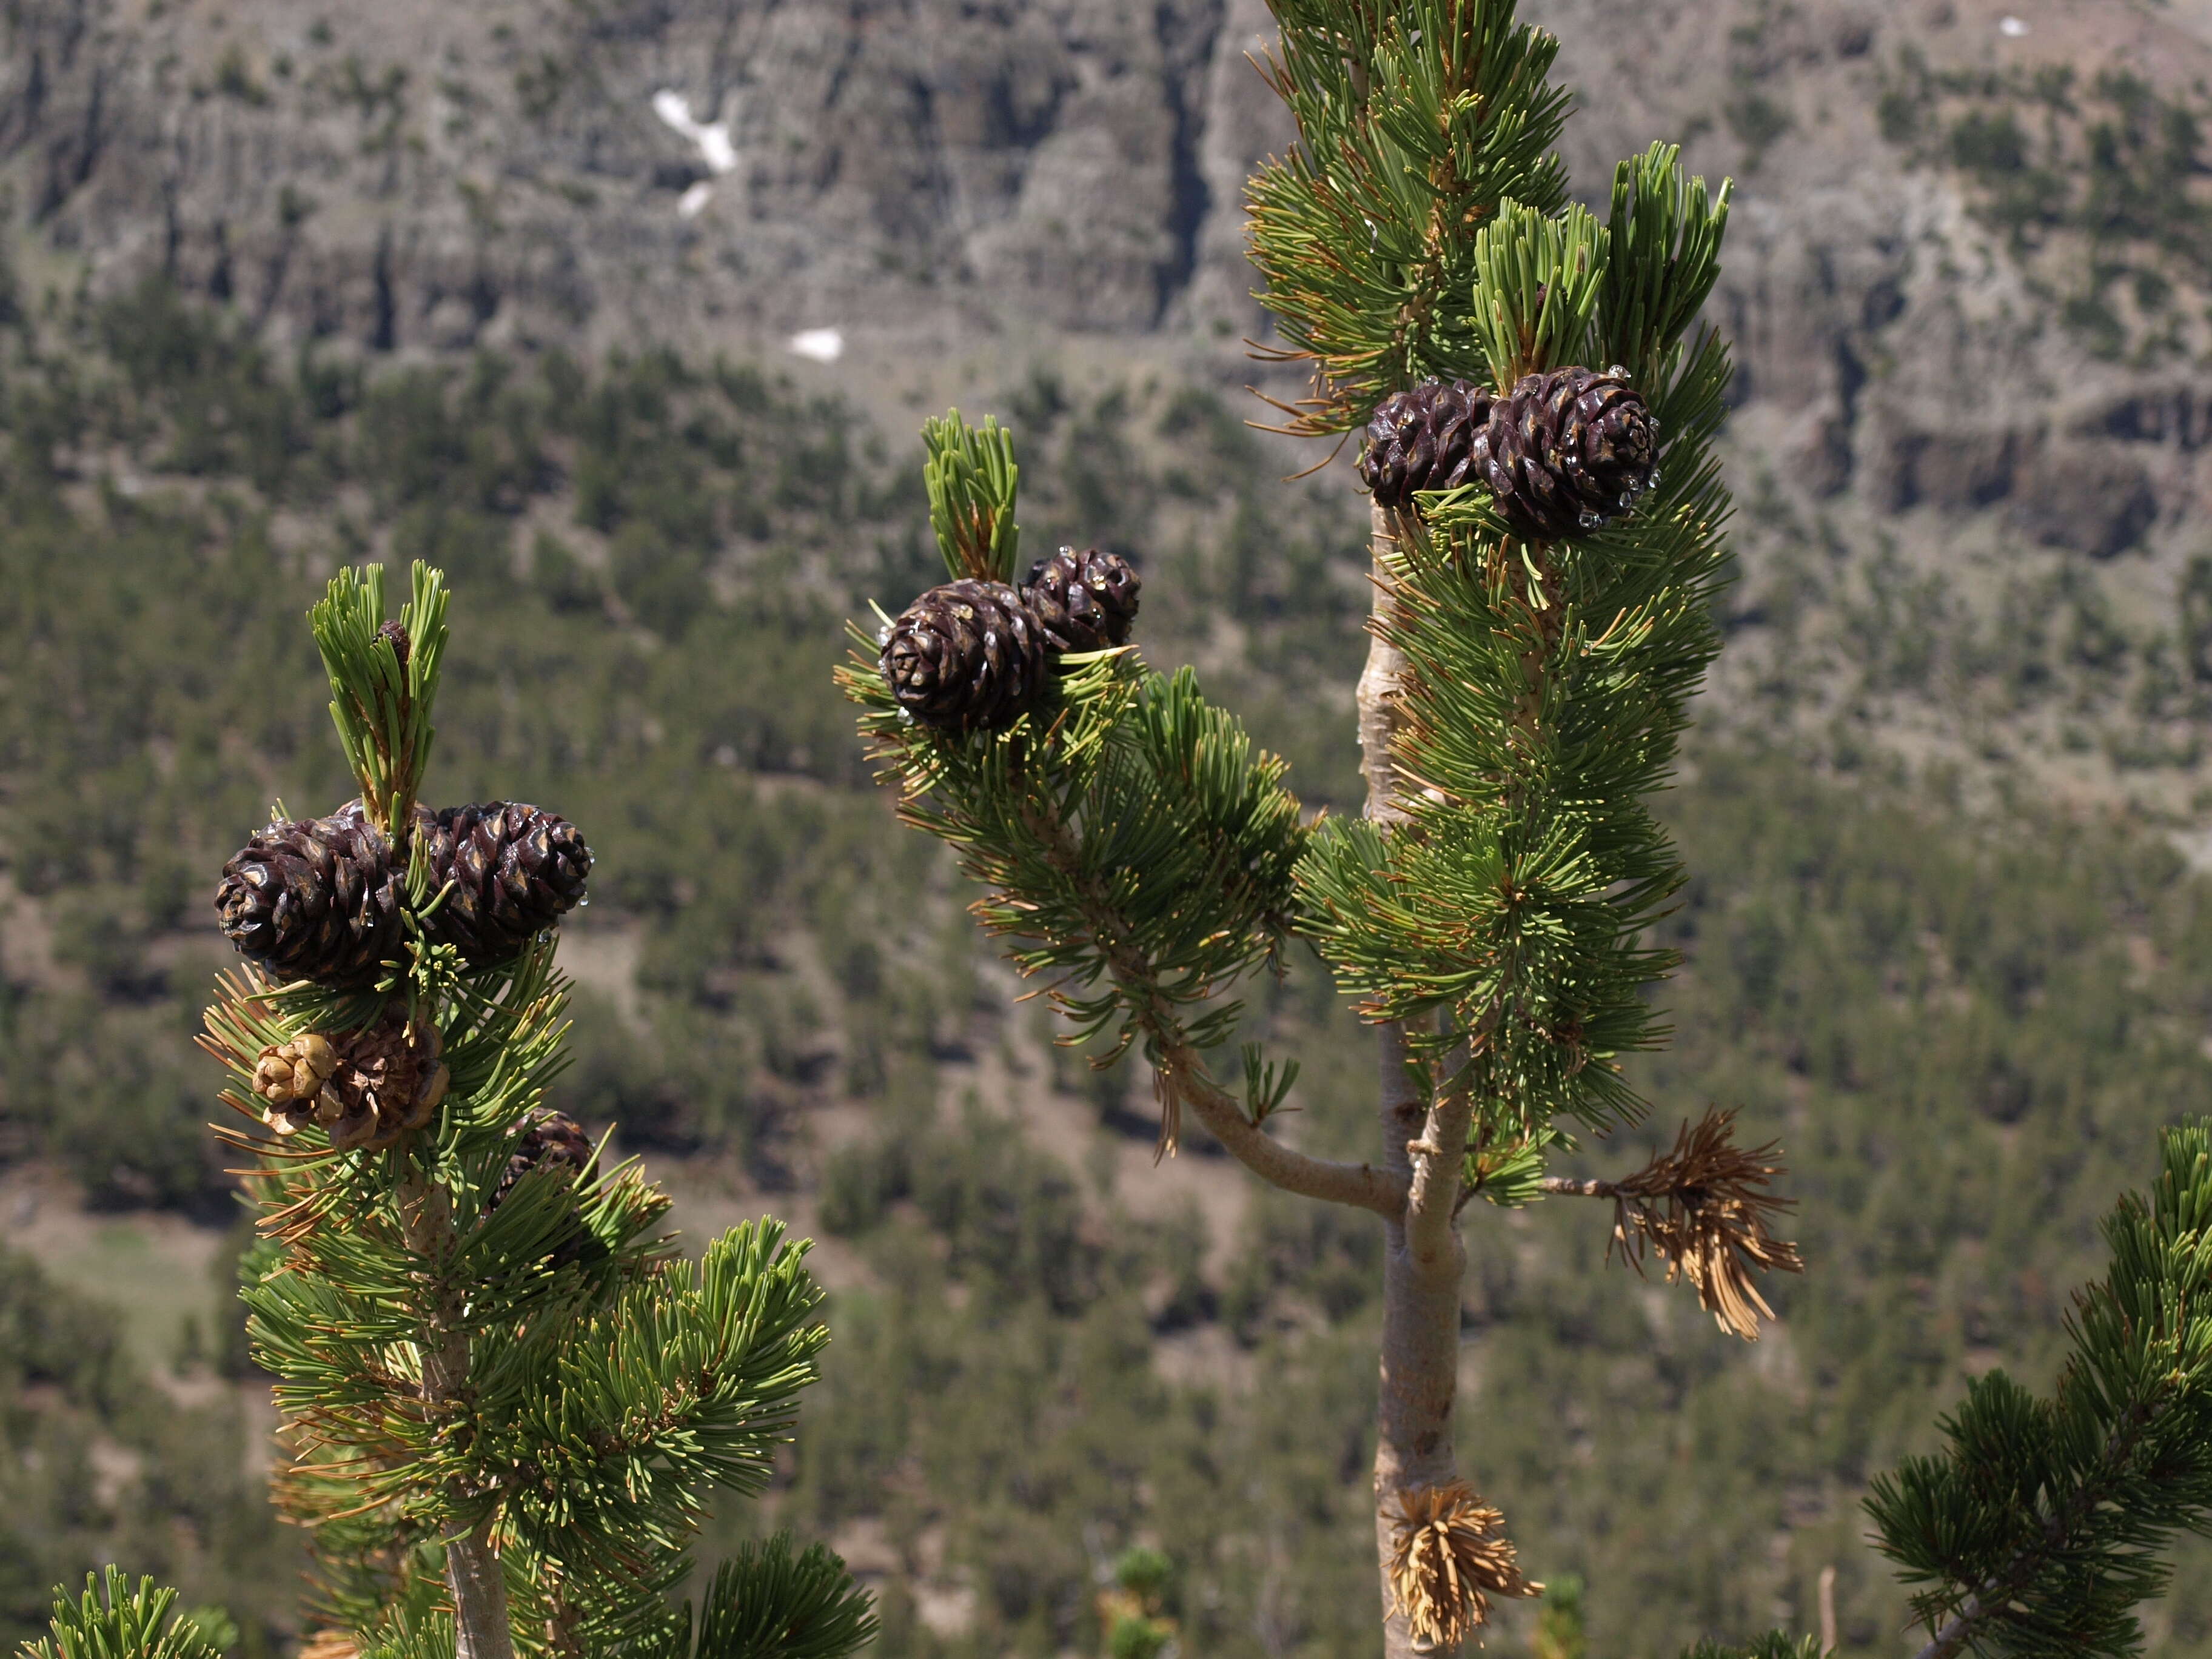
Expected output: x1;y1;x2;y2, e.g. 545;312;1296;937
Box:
402;1178;518;1659
1359;501;1474;1658
1164;1037;1410;1218
1912;1599;1979;1659
1356;503;1415;834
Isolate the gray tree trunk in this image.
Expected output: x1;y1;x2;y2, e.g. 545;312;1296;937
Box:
1357;501;1471;1659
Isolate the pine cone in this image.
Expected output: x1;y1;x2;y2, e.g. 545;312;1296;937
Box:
1359;379;1496;514
1022;546;1141;652
215;806;406;988
879;578;1050;733
1472;366;1658;541
488;1108;595;1212
420;803;592;967
488;1108;603;1267
255;1015;449;1150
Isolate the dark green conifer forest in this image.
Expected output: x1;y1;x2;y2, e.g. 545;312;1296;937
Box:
5;267;2212;1655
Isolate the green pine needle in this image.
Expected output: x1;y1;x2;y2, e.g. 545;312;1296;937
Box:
309;560;449;842
21;1569;222;1659
922;410;1022;583
1864;1118;2212;1658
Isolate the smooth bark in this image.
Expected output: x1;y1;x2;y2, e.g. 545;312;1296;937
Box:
1165;1037;1410;1217
1359;501;1474;1658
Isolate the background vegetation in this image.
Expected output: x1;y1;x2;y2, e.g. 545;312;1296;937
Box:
4;271;2212;1655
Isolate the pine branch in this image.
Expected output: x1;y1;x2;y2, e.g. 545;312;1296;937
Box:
310;561;450;845
19;1570;222;1659
1535;1108;1804;1341
843;620;1409;1213
922;409;1022;583
651;1536;877;1659
1295;283;1737;1140
1865;1118;2212;1659
1248;0;1572;432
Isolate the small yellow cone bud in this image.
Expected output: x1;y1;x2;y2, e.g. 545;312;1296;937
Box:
298;1033;339;1079
253;1048;295;1101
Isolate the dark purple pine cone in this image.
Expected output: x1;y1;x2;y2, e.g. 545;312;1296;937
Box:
488;1108;595;1211
420;802;592;967
1470;366;1659;541
1358;378;1496;514
215;805;406;989
1022;546;1141;652
879;578;1051;733
487;1108;602;1267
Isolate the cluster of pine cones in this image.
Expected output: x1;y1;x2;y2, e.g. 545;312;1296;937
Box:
215;800;590;990
215;799;589;1153
879;545;1140;734
1359;366;1659;539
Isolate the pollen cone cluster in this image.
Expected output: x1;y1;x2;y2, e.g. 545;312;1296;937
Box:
252;1014;450;1152
1608;1106;1805;1341
1385;1481;1540;1652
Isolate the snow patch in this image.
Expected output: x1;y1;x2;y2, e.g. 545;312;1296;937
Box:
787;328;845;364
651;89;737;173
1997;15;2029;36
652;88;737;217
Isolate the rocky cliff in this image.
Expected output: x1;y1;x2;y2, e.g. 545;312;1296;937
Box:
12;0;2212;805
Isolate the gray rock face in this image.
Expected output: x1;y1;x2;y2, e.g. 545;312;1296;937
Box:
0;0;1266;352
11;0;2212;798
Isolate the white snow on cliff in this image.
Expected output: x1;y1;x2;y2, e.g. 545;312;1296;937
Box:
652;89;737;216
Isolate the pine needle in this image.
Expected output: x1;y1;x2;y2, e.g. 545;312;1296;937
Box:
1386;1481;1541;1650
1607;1107;1805;1341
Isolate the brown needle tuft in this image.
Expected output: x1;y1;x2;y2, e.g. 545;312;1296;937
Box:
1386;1481;1540;1651
1609;1106;1805;1341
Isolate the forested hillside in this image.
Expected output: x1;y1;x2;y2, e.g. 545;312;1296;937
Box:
4;260;2212;1657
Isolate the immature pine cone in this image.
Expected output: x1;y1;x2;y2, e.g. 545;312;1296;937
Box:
879;578;1050;733
1022;546;1141;652
253;1015;449;1150
487;1108;595;1212
1359;379;1496;514
215;805;405;988
420;803;592;967
1471;366;1658;541
488;1108;602;1266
